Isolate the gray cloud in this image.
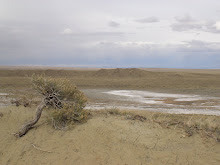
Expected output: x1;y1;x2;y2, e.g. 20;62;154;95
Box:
108;21;120;27
61;31;126;39
135;16;159;23
0;0;220;68
177;40;220;53
175;14;195;23
94;40;220;68
204;21;220;33
97;40;220;52
1;37;219;68
171;15;203;31
171;15;220;33
83;31;124;36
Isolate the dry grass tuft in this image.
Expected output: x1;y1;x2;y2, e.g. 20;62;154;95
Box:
150;113;220;141
94;109;220;141
105;108;147;122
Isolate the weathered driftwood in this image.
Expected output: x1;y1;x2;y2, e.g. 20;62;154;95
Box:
16;101;46;137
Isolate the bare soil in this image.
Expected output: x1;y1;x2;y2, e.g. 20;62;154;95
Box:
0;106;220;165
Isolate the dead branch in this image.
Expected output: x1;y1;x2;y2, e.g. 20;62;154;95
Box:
15;101;46;137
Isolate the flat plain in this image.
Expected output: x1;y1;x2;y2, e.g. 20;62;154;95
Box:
0;66;220;165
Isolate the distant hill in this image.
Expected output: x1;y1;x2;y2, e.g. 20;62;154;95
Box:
94;68;154;78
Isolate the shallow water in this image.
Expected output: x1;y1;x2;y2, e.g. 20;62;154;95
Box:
85;104;220;116
83;89;220;116
0;93;8;96
1;90;220;116
103;90;213;103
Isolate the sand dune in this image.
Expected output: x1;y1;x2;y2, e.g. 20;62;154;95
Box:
0;106;219;165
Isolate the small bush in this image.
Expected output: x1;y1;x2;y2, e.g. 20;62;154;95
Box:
51;104;88;129
16;74;88;137
32;74;88;129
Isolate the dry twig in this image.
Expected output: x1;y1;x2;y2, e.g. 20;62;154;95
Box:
31;143;52;153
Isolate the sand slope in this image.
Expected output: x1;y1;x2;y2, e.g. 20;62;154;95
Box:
0;106;220;165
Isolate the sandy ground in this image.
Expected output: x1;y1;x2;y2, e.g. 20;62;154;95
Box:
0;66;100;71
0;67;220;164
0;106;220;165
1;66;220;74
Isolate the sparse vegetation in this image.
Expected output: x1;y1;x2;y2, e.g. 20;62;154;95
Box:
96;109;220;141
106;107;121;115
150;113;220;140
105;108;147;122
1;68;220;96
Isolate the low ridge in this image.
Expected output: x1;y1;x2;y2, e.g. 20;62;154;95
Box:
94;68;153;78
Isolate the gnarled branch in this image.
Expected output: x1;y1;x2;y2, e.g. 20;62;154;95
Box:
16;101;46;137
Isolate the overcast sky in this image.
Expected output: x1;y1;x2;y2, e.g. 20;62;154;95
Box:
0;0;220;68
